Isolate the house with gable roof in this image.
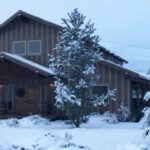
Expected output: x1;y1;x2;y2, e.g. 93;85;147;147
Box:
0;10;149;118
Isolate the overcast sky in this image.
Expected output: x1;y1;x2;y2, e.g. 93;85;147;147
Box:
0;0;150;74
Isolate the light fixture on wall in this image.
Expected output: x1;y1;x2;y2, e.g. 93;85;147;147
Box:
0;85;4;88
49;83;55;88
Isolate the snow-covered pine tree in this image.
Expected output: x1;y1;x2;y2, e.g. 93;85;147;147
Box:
49;9;115;127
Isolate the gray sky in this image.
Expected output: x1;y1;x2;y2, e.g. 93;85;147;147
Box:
0;0;150;74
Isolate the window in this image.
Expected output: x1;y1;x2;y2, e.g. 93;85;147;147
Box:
27;40;41;54
16;88;25;97
132;89;138;99
92;85;108;97
8;86;13;111
13;41;26;55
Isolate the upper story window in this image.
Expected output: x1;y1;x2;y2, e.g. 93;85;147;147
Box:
27;40;41;55
13;41;26;55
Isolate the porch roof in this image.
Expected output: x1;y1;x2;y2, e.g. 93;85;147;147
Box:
0;52;54;77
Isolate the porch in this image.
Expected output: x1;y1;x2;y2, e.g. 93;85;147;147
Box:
130;80;150;120
0;52;55;117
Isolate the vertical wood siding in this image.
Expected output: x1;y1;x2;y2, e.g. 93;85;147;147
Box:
97;63;131;112
0;18;59;67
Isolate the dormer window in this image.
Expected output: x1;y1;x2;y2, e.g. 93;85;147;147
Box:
13;41;26;55
27;40;41;55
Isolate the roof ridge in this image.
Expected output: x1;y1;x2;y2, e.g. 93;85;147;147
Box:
0;10;62;30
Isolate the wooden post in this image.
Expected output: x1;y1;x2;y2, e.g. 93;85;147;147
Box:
114;70;118;112
39;82;43;115
137;82;140;114
126;79;131;112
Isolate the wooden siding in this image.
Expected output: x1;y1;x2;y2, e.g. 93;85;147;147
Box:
97;61;150;113
97;62;131;112
0;15;126;68
0;60;54;115
0;12;148;117
0;17;59;67
14;86;39;115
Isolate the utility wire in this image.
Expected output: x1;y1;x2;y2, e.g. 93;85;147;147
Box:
101;40;150;49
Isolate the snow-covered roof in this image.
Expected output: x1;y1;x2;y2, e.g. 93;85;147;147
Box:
0;52;54;77
0;10;62;30
100;46;128;64
100;59;150;82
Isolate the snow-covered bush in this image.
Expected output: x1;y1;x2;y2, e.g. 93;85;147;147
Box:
4;118;19;128
0;115;50;128
60;132;90;149
139;107;150;149
142;127;150;150
103;111;118;124
140;93;150;148
19;115;50;127
143;127;150;138
117;103;130;121
144;92;150;102
141;107;150;129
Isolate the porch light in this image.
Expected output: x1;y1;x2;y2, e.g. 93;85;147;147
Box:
0;85;4;88
49;83;55;88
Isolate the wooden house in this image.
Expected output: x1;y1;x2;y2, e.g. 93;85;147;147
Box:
0;10;149;118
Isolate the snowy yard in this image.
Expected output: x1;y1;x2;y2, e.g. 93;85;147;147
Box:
0;115;147;150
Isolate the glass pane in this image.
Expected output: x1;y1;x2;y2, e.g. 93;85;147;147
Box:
132;89;137;99
14;41;26;54
8;87;13;102
8;102;12;110
27;41;40;54
92;86;108;96
8;86;13;110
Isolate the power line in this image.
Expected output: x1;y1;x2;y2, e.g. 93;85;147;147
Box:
101;40;150;49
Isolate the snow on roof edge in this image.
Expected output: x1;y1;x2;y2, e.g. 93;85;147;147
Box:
0;52;55;76
100;59;150;81
0;52;149;82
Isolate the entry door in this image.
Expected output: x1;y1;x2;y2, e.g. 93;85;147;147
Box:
8;86;14;112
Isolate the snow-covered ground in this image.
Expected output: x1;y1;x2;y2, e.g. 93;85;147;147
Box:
0;115;147;150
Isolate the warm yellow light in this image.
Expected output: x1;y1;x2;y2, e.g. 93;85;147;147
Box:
49;83;55;88
0;85;4;88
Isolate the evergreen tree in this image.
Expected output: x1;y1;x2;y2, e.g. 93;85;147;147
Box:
49;9;115;127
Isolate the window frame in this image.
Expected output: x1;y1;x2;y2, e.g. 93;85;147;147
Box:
92;84;109;97
13;40;26;55
7;86;14;111
27;40;41;55
92;84;110;104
